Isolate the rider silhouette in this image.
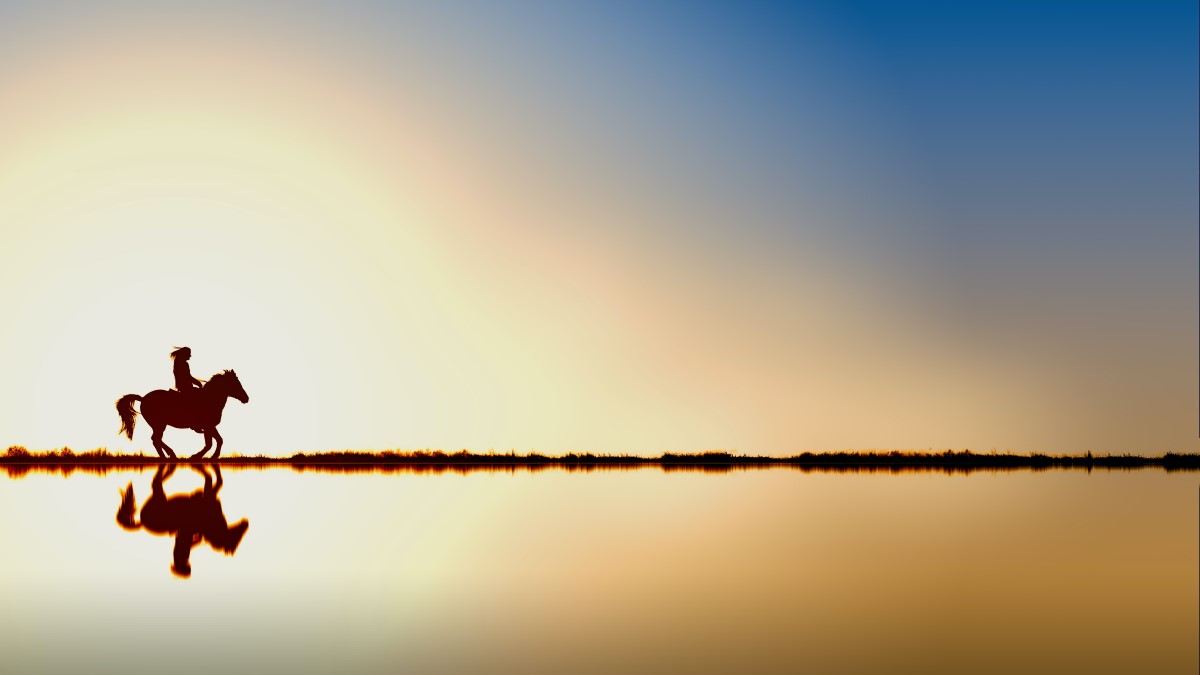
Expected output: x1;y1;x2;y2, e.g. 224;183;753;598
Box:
171;347;203;393
171;346;204;431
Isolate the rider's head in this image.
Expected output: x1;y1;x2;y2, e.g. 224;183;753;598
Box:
172;535;193;578
171;559;192;578
170;346;192;362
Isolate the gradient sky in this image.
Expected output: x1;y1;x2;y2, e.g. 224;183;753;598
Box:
0;1;1195;455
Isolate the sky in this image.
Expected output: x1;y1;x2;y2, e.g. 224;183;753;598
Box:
0;1;1195;456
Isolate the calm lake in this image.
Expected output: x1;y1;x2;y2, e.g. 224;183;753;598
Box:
0;466;1195;674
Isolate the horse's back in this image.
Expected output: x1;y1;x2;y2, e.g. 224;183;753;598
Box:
141;389;174;411
140;389;181;426
139;492;205;533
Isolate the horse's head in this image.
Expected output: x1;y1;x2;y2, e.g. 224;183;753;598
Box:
211;369;250;404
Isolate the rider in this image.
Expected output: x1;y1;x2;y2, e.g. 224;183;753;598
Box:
171;347;205;431
171;346;203;396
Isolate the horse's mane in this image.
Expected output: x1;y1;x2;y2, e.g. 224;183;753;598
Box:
204;370;236;388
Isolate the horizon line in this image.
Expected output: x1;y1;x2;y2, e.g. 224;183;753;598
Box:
3;447;1199;476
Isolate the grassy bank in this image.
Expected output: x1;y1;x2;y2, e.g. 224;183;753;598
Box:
2;446;1198;476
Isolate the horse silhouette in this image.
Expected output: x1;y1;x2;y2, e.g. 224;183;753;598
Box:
116;463;249;578
116;370;249;460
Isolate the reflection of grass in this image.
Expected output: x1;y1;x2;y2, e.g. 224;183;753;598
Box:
3;445;1199;477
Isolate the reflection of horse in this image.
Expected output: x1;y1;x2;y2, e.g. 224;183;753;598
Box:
116;370;249;460
117;463;249;578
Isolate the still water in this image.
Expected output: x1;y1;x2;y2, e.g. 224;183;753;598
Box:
0;465;1194;674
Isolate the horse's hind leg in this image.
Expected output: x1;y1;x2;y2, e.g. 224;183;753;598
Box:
148;425;165;459
151;425;177;460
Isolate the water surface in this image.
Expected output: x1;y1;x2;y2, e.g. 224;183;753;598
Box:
0;466;1194;674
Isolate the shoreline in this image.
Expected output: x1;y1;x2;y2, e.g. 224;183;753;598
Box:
3;447;1199;475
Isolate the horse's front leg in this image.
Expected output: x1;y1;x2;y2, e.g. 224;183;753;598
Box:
211;428;223;459
151;464;172;496
190;430;213;461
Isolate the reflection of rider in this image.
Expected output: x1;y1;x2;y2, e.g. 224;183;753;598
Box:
116;463;249;578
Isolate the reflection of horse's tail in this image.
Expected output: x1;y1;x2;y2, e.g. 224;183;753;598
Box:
116;483;139;530
116;394;141;440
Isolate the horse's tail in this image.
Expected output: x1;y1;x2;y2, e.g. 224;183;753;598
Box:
116;394;141;440
116;483;139;530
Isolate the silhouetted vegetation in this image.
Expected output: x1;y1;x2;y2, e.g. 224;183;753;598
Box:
3;445;1198;477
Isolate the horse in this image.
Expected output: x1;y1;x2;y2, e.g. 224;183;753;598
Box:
116;370;249;460
117;463;249;578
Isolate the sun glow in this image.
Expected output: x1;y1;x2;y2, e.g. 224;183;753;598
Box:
0;22;453;454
